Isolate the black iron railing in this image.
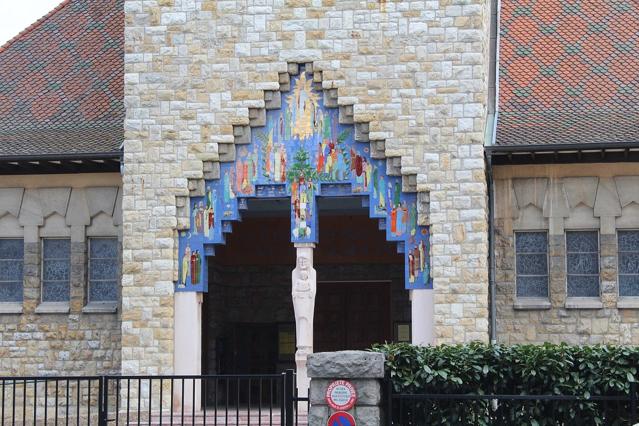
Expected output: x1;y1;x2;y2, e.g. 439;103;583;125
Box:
1;370;308;426
387;382;639;425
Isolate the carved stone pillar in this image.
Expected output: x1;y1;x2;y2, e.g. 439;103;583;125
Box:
292;243;316;398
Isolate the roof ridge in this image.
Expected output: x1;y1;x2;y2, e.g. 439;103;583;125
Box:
0;0;72;54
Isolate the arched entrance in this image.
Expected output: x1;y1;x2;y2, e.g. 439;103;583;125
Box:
174;66;433;399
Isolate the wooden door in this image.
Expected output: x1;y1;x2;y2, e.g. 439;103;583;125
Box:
314;282;391;352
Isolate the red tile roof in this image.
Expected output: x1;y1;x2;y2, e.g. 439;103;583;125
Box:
0;0;123;157
496;0;639;146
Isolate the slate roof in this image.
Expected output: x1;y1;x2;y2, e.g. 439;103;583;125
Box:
0;0;123;158
496;0;639;146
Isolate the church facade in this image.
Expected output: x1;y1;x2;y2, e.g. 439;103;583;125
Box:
0;0;637;383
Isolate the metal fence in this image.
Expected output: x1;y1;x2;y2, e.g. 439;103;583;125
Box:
387;383;639;425
1;371;308;426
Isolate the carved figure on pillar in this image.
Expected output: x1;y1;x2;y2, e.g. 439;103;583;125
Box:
292;245;316;396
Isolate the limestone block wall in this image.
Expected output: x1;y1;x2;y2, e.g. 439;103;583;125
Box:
0;174;122;375
124;0;491;373
494;164;639;345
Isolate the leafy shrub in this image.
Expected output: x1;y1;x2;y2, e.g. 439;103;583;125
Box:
372;342;639;425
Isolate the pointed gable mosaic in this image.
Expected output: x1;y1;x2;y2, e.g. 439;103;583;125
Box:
178;69;431;292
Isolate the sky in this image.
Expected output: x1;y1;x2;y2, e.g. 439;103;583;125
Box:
0;0;64;47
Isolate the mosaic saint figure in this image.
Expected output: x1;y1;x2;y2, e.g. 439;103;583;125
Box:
316;142;325;173
264;129;274;178
408;252;415;283
288;73;319;141
190;249;201;285
409;204;417;236
279;146;287;182
205;187;215;237
192;203;199;235
292;177;312;239
274;144;283;183
378;176;386;211
250;146;258;184
279;114;284;138
223;170;235;204
180;242;191;288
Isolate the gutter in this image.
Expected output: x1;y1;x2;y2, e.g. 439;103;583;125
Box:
0;151;121;162
486;141;639;153
486;0;501;345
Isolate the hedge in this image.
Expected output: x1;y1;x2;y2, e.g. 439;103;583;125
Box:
371;342;639;425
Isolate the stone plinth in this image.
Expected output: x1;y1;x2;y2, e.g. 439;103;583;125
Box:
308;351;385;426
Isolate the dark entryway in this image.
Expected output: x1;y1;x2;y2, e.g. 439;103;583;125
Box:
314;281;392;352
203;197;409;377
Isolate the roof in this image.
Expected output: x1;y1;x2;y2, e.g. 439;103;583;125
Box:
0;0;123;159
495;0;639;146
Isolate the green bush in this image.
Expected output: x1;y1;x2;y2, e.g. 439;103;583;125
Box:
371;342;639;425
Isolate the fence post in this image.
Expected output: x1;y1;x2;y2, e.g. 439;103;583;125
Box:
285;369;295;426
631;382;637;424
98;376;108;426
386;370;392;426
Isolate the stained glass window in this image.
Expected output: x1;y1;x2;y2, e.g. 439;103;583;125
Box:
0;239;23;302
42;238;71;302
566;231;599;298
515;232;548;298
88;238;119;302
618;230;639;297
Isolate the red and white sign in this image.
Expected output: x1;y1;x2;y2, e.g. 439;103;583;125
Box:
327;411;356;426
325;380;357;411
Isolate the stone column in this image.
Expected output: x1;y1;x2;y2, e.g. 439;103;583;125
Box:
411;289;435;345
292;243;316;398
173;292;203;412
308;351;386;426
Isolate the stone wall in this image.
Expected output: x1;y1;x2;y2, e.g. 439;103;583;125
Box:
124;0;491;373
494;164;639;345
0;174;122;375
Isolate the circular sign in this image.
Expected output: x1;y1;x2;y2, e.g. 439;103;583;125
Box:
325;380;357;411
327;411;356;426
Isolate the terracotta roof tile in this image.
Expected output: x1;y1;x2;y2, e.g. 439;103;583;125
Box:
0;0;123;157
496;0;639;146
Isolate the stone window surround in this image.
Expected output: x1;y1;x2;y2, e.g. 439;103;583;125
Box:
563;229;602;310
38;237;72;312
0;186;122;315
617;229;639;309
502;174;639;311
513;230;550;303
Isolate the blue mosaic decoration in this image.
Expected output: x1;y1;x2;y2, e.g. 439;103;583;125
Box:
177;69;432;292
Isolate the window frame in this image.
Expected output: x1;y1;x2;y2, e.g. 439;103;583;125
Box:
564;230;601;299
40;237;71;304
0;238;24;304
87;237;120;304
514;230;550;299
617;229;639;298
